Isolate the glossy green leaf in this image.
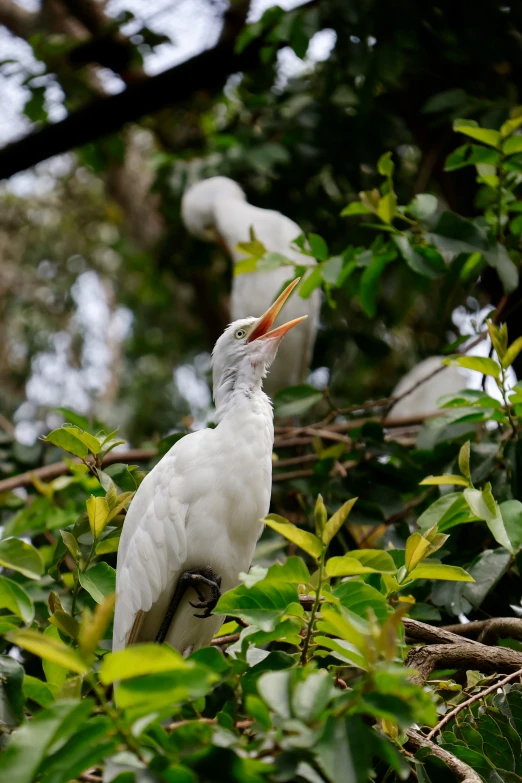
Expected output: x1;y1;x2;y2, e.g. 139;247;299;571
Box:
502;336;522;369
0;575;34;624
443;354;500;379
407;562;474;582
42;428;88;459
464;486;513;553
453;119;501;148
7;629;88;674
322;497;357;546
420;474;469;487
0;537;43;579
458;440;471;480
264;514;323;559
79;562;116;604
326;549;396;577
100;643;188;684
308;233;329;261
86;495;110;538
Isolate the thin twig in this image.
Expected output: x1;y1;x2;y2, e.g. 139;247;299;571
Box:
426;668;522;741
405;729;482;783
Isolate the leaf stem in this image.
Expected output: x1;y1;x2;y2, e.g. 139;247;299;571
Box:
300;549;325;665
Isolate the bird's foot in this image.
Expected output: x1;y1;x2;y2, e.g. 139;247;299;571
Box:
187;567;222;619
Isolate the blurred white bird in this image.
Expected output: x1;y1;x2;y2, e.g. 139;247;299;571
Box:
181;176;320;395
388;357;470;418
113;279;306;655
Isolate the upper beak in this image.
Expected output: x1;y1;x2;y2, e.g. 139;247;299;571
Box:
247;278;307;343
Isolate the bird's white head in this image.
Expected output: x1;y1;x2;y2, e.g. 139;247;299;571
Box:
182;176;247;242
212;278;307;412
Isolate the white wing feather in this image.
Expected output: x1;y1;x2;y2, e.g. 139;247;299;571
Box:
112;453;188;651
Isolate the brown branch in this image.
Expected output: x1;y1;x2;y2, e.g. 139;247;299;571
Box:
426;668;522;741
0;448;156;493
405;642;522;685
403;618;483;647
0;0;38;38
211;632;240;646
441;618;522;644
405;729;482;783
79;772;102;783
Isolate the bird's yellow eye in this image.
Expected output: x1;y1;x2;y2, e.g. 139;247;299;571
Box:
234;328;247;340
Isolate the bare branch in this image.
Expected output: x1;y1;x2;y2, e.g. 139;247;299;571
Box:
405;642;522;685
0;0;38;38
405;729;482;783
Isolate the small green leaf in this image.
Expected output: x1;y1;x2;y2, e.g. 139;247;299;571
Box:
501;336;522;369
264;514;323;559
407;563;474;582
60;530;80;562
405;532;431;572
458;440;471;481
62;425;101;454
341;201;372;217
7;629;88;674
308;233;329;261
377;192;397;224
79;562;116;604
322;498;357;546
326;550;397;577
420;475;469;487
86;495;110;538
48;610;80;641
314;494;327;538
0;537;43;579
0;576;34;624
377;151;395;177
298;266;323;298
499;500;522;553
42;428;89;459
443;354;500;379
100;643;188;684
503;136;522;155
453;120;501;148
464;486;514;553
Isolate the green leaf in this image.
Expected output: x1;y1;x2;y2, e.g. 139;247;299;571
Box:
60;530;80;562
503;136;522;155
299;265;323;298
359;253;391;317
315;494;327;538
444;354;501;378
215;577;299;632
23;675;55;708
393;235;447;279
322;498;357;546
420;474;469;487
257;670;291;718
292;670;332;722
377;151;395;177
458;440;471;480
416;494;473;533
376;192;397;224
7;629;88;674
405;532;431;572
341;201;373;217
445;143;501;171
326;550;397;576
48;610;80;641
0;655;25;728
42;428;88;459
0;537;43;579
333;581;390;622
79;562;116;604
502;337;522;369
321;255;343;285
0;576;34;624
61;425;101;454
0;699;94;783
273;384;323;418
464;486;513;553
500;500;522;553
407;563;474;582
453;119;501;148
264;514;323;559
100;643;188;684
308;233;329;261
86;495;110;538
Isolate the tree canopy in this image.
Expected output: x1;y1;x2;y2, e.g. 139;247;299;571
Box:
2;2;522;782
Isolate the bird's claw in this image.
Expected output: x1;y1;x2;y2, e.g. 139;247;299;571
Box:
189;592;219;619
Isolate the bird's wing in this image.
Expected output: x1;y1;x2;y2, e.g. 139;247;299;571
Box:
112;450;190;651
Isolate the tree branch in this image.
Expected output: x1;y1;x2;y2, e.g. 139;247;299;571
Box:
0;0;38;38
405;729;482;783
405;642;522;685
441;618;522;644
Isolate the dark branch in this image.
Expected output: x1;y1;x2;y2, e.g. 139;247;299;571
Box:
405;729;482;783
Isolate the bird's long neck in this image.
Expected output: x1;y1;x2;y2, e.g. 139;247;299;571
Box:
214;367;273;427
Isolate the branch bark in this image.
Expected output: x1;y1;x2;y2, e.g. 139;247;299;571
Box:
441;618;522;645
405;729;482;783
405;642;522;685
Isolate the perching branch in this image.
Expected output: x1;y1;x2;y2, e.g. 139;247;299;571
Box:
405;729;482;783
426;668;522;741
405;642;522;685
441;618;522;645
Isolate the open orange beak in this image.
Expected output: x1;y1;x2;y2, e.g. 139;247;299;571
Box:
247;278;307;343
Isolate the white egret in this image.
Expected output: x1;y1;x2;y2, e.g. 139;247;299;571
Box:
181;176;320;395
113;279;306;655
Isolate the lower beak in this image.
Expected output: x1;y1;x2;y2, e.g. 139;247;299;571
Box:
247;278;307;343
